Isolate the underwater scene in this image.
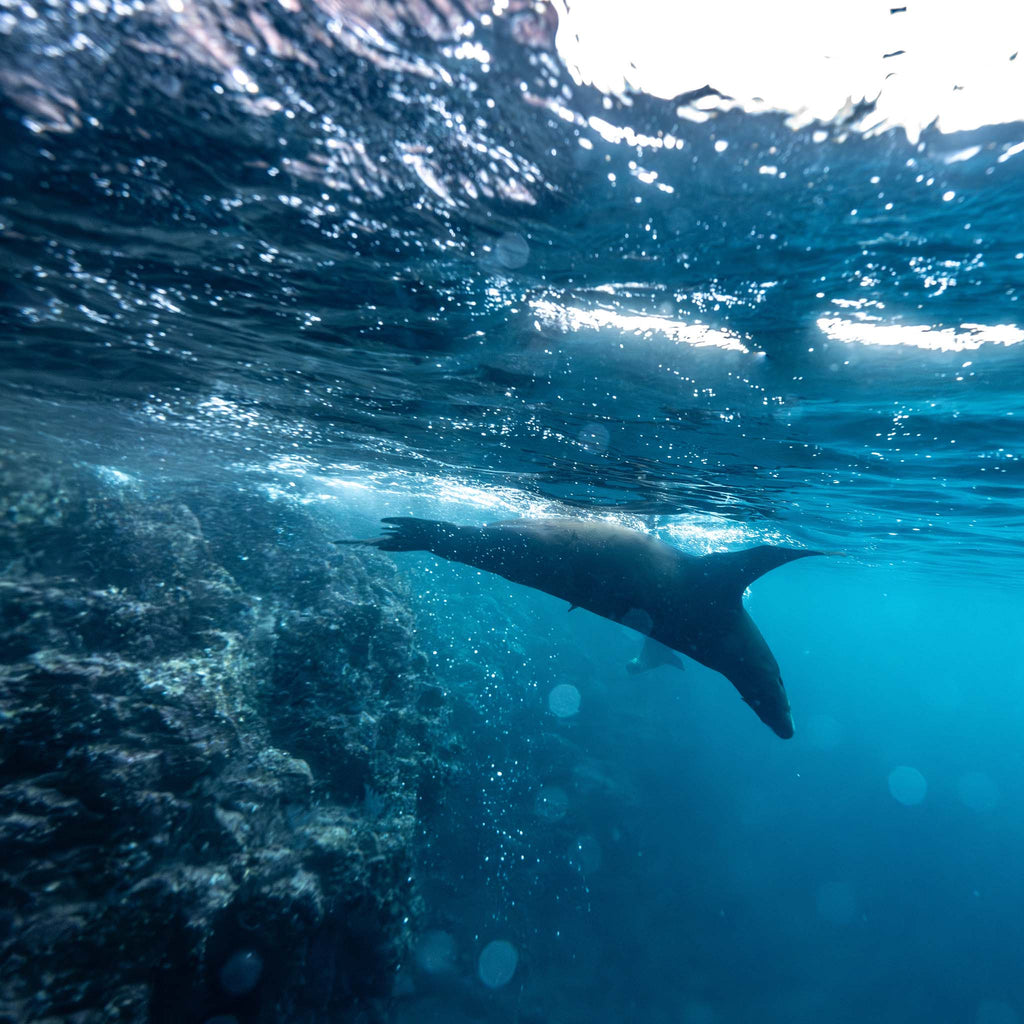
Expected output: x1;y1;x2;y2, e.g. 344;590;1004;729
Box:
1;1;1023;1022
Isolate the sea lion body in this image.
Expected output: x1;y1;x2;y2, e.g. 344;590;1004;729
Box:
348;516;825;738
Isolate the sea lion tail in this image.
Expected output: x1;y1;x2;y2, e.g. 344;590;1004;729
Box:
334;516;453;553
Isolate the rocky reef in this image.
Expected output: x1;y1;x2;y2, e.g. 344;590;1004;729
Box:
0;455;451;1024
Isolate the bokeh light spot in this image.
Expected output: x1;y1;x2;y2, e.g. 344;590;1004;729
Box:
415;929;456;974
888;765;928;806
219;950;263;996
494;232;530;269
568;834;602;874
534;785;569;820
548;683;581;718
976;1000;1020;1024
478;939;519;988
957;772;1000;813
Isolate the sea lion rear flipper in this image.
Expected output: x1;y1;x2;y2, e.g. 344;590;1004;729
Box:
626;636;686;675
334;516;457;553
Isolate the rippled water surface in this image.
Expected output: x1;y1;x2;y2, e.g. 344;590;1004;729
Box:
3;3;1024;1023
4;0;1023;577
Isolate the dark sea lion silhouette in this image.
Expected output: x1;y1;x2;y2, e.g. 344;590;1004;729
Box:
342;517;828;738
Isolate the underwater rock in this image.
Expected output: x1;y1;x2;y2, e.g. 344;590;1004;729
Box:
0;455;450;1023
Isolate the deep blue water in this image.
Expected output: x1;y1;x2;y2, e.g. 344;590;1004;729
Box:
2;2;1024;1022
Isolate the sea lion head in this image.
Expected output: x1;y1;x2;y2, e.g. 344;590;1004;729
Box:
712;618;795;738
738;673;794;739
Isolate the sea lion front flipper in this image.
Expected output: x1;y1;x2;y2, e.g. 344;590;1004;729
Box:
703;545;832;602
626;636;686;675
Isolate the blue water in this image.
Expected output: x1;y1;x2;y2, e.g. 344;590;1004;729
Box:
2;2;1024;1022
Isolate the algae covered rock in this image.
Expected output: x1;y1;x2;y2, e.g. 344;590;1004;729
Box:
0;455;449;1023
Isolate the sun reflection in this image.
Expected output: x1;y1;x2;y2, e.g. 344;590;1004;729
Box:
316;472;560;520
555;0;1024;139
531;299;750;353
817;316;1024;353
661;518;794;555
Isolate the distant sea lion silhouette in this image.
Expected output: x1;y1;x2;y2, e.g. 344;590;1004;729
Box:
341;517;829;738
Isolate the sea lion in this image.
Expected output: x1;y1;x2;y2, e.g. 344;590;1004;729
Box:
341;517;829;738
